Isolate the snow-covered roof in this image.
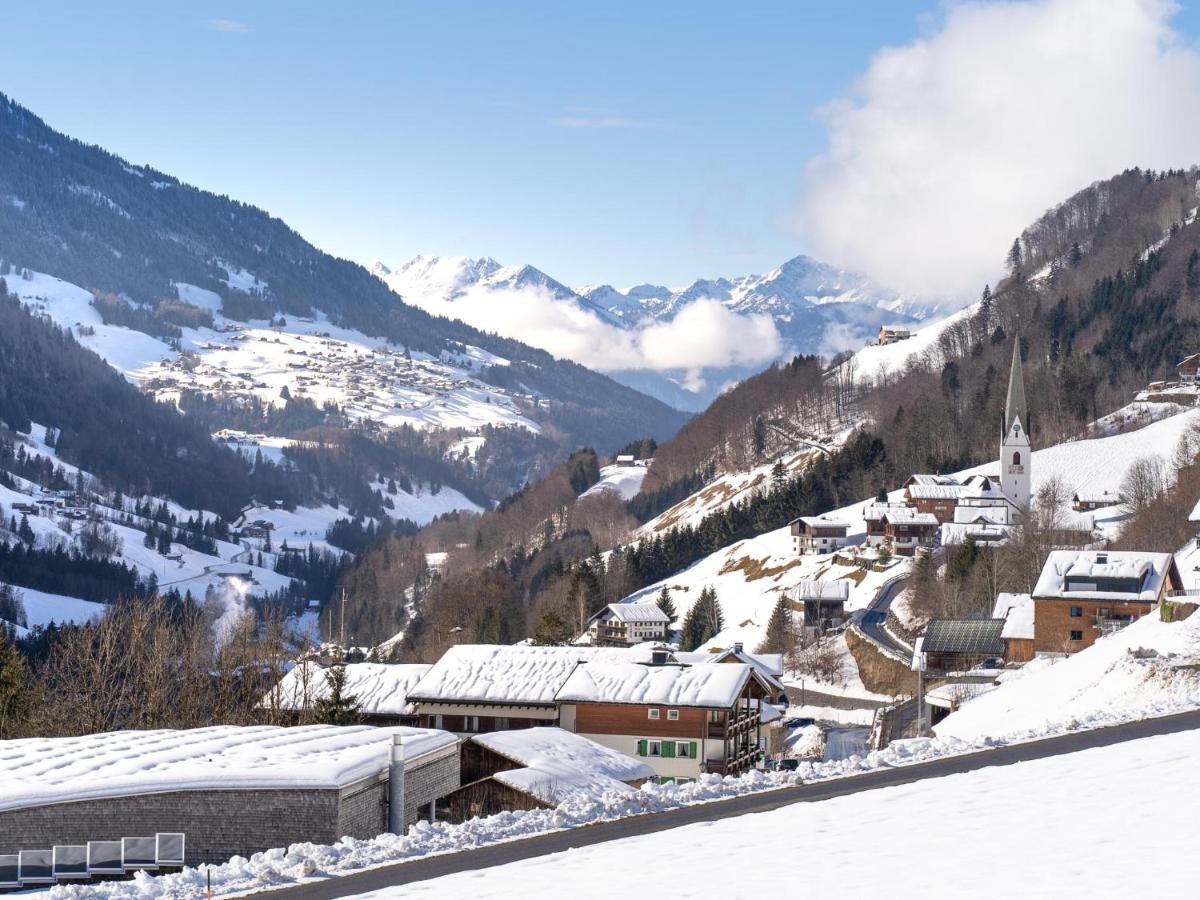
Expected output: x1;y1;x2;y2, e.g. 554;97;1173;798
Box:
991;592;1034;640
1190;496;1200;523
883;508;940;526
864;502;908;522
906;484;967;500
471;727;653;805
0;725;456;813
793;514;850;530
1074;489;1124;507
596;603;671;624
557;661;757;709
410;644;635;707
675;647;786;681
953;505;1010;525
907;474;960;487
263;662;432;716
795;579;851;602
940;523;1010;546
1033;550;1177;602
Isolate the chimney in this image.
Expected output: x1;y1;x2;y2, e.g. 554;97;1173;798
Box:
732;642;743;654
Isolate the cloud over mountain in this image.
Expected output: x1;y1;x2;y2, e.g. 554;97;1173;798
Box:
801;0;1200;300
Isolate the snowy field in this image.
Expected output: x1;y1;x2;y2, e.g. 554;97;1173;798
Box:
356;728;1200;900
0;583;103;635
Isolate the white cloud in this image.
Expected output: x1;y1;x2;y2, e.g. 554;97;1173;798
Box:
399;285;780;386
801;0;1200;300
203;18;248;34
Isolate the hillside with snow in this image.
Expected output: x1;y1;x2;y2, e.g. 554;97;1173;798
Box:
618;405;1200;665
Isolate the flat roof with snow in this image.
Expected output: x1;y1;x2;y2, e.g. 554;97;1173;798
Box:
0;724;456;813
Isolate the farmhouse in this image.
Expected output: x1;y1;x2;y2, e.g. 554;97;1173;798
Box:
585;602;671;646
0;725;458;865
443;727;652;822
675;641;788;703
794;579;850;631
556;655;771;780
789;515;850;555
903;482;965;523
1032;550;1183;653
878;325;912;345
1177;352;1200;382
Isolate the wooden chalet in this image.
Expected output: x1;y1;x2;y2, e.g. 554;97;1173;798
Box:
881;508;940;555
1071;489;1124;512
585;602;670;647
556;655;771;779
992;593;1034;663
1177;353;1200;382
904;482;966;523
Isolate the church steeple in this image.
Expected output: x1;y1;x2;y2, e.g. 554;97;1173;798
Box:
1001;338;1031;509
1004;337;1027;434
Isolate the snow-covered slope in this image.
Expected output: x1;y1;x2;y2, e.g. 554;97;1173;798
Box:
580;465;647;502
5;269;539;436
377;728;1200;899
937;610;1200;743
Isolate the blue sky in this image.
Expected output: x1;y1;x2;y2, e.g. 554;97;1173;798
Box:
1;1;942;287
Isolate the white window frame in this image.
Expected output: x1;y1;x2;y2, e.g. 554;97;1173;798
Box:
648;740;662;757
647;708;660;720
675;741;689;758
667;709;679;721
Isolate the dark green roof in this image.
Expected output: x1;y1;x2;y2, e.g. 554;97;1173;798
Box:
922;618;1005;655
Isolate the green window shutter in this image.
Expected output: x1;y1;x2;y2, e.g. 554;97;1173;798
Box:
637;739;648;756
662;741;675;758
688;741;697;759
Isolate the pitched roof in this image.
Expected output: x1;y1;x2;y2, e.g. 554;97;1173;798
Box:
263;662;432;716
991;592;1034;641
471;727;654;805
883;508;941;526
1005;339;1027;433
907;484;968;500
410;644;634;706
792;514;850;529
595;602;671;624
864;502;909;521
795;579;851;602
921;619;1005;655
556;661;757;708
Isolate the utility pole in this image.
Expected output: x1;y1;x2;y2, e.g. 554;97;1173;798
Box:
340;587;347;649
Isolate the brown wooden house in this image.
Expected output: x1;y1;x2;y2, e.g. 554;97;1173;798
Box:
1032;550;1183;653
556;658;771;780
881;509;940;555
918;619;1005;673
904;483;966;523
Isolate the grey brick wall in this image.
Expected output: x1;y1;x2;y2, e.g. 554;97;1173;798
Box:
0;748;461;865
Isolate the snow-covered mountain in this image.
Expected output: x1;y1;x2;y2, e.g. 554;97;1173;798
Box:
373;253;922;410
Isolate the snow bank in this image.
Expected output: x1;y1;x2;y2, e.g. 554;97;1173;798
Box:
936;612;1200;743
265;663;433;716
581;465;646;502
357;728;1200;899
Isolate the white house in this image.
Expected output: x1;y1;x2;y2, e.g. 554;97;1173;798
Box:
585;602;671;646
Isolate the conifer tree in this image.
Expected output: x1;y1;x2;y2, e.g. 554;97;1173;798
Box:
655;585;677;623
757;596;795;656
314;660;361;726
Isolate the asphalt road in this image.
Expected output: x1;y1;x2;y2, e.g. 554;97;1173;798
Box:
856;575;914;658
257;709;1200;900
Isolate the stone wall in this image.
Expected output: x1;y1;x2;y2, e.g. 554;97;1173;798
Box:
0;746;461;865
